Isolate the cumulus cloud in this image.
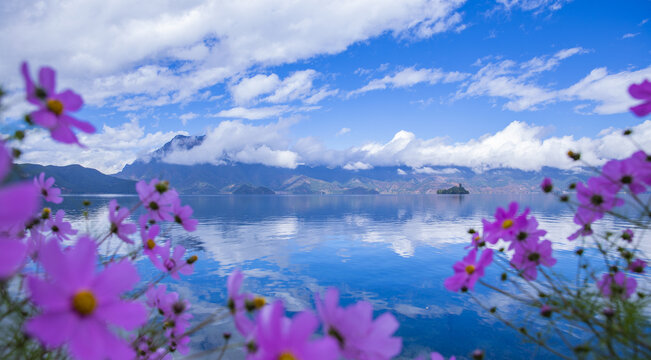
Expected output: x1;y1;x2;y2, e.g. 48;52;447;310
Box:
0;0;467;112
162;118;651;172
494;0;569;12
336;127;351;136
229;74;281;105
215;105;290;120
179;112;198;125
17;119;186;174
350;67;468;96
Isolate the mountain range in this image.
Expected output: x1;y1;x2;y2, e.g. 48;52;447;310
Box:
13;135;589;195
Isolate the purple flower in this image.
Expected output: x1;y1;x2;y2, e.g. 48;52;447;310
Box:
540;178;553;193
34;172;63;204
511;239;556;280
482;202;527;244
21;62;95;145
629;259;646;273
597;272;637;299
629;79;651;117
172;198;198;232
46;209;78;241
226;269;257;337
575;177;624;223
629;151;651;185
0;140;11;180
466;232;484;249
0;182;40;228
25;236;147;360
430;353;456;360
508;215;547;251
136;179;178;222
622;229;634;243
139;215;162;264
153;242;193;279
247;300;338;360
315;288;401;360
0;236;28;279
601;158;647;195
108;199;136;244
444;249;493;292
145;284;177;315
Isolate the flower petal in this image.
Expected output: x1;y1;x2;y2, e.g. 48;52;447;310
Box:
0;239;27;278
38;67;56;95
0;181;40;227
92;259;139;302
95;300;147;330
24;311;78;348
55;90;83;112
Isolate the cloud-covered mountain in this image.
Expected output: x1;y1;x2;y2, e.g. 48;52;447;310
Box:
115;134;589;194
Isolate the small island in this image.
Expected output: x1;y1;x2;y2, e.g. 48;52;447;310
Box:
437;183;469;194
232;184;275;194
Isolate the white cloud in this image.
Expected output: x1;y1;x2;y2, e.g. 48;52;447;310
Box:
179;112;198;125
494;0;569;12
17;119;186;174
215;105;290;120
164;119;299;168
622;33;639;39
229;74;281;105
0;0;467;111
343;161;373;171
350;67;468;96
336;127;351;136
413;167;459;174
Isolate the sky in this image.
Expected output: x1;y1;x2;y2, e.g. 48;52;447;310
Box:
0;0;650;174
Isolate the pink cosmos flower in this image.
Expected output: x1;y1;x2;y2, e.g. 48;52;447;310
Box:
508;215;547;251
628;151;651;185
510;239;556;280
145;284;177;315
139;215;162;264
466;232;484;249
172;198;198;232
0;140;10;180
621;229;634;243
247;300;338;360
153;242;193;279
444;249;493;292
136;179;178;222
21;62;95;145
108;199;136;244
600;158;647;195
315;287;402;360
597;272;637;299
629;79;651;117
629;259;646;273
25;236;147;360
0;182;40;228
575;177;624;223
0;236;28;279
46;209;78;241
540;178;553;193
482;202;527;244
34;172;63;204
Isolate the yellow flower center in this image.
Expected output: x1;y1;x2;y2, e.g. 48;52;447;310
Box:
278;352;297;360
72;290;97;316
146;239;156;250
473;235;481;241
465;264;476;274
253;296;266;309
502;219;514;229
46;99;64;115
41;207;51;219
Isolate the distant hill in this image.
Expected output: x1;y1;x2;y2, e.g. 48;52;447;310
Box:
10;163;136;194
232;184;275;195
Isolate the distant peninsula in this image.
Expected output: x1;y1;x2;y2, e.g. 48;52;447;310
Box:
232;184;275;195
437;184;469;194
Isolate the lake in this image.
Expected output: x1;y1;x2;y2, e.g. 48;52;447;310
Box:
55;194;646;359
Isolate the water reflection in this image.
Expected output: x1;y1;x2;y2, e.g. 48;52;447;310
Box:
54;194;648;359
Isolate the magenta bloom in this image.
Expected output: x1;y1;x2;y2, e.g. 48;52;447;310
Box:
444;249;493;292
540;178;553;193
0;182;40;228
482;202;527;244
597;272;637;299
0;236;28;279
139;215;162;263
629;151;651;185
576;177;625;222
601;158;647;195
629;259;646;273
46;209;78;241
227;269;256;337
21;62;95;145
0;140;10;180
508;215;547;251
511;239;556;280
108;199;136;244
315;288;401;360
34;172;63;204
153;242;193;279
248;300;338;360
172;198;198;232
25;236;147;360
629;79;651;117
136;179;178;222
145;284;176;315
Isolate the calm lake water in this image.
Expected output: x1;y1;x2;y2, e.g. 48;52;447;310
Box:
55;194;648;359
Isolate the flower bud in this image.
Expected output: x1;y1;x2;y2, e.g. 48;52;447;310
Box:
567;150;581;161
186;255;198;264
472;349;484;360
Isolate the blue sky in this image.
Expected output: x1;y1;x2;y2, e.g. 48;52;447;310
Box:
1;0;650;173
